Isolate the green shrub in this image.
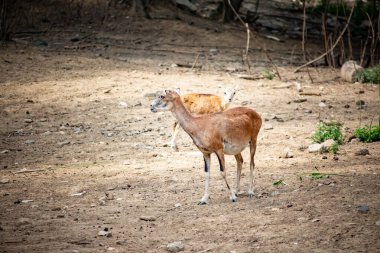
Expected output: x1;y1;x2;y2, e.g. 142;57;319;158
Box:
355;65;380;84
262;69;274;80
354;125;380;142
312;122;344;144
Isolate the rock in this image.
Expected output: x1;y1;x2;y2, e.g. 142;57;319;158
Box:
119;101;128;107
24;140;35;145
350;138;359;144
171;63;178;68
1;149;9;154
140;215;156;221
308;143;323;153
333;156;339;161
322;155;327;159
16;217;33;227
24;119;33;123
209;48;219;55
293;98;307;103
263;123;273;130
319;102;327;108
176;0;196;12
57;140;70;147
98;230;112;237
71;191;86;197
311;218;320;223
355;148;369;156
284;148;294;158
175;203;182;208
340;61;364;82
357;205;369;213
166;241;184;252
321;139;335;149
0;178;10;184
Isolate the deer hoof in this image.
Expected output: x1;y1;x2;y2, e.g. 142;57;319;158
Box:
230;196;237;203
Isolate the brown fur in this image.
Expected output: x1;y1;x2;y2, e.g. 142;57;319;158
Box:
151;91;262;204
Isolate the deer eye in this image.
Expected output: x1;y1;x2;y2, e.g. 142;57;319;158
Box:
159;95;165;99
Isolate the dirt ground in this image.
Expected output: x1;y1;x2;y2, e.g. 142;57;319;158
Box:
0;14;379;253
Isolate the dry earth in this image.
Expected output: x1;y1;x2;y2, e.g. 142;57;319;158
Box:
0;16;379;253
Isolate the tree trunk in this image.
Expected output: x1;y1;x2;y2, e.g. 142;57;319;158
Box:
223;0;243;22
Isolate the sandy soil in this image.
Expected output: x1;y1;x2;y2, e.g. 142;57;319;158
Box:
0;16;379;253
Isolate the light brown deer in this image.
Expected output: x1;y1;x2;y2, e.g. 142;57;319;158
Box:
170;86;237;151
150;90;262;204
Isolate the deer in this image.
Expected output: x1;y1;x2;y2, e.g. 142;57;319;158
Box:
170;86;238;151
150;90;262;204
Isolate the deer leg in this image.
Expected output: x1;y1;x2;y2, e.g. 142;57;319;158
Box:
198;153;211;205
170;121;180;151
248;139;257;198
215;150;237;202
234;153;244;195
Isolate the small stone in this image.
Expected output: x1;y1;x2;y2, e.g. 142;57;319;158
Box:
107;247;116;251
0;179;10;184
319;102;327;108
209;48;219;55
57;140;70;147
350;138;359;144
357;205;369;213
171;63;178;68
304;109;312;114
355;148;369;156
166;241;184;252
1;149;9;154
284;148;294;158
311;218;320;223
322;156;327;159
333;156;339;161
16;218;33;227
344;104;350;108
98;230;112;237
175;203;182;208
119;101;128;107
241;101;250;106
24;119;33;123
264;123;273;130
139;215;156;221
308;143;323;153
24;140;35;145
321;139;335;149
293;98;307;103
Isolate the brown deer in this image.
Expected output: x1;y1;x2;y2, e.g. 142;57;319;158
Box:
150;90;262;204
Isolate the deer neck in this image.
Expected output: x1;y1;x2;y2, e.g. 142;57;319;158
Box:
170;97;199;135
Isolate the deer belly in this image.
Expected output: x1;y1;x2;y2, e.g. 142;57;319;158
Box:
223;141;246;155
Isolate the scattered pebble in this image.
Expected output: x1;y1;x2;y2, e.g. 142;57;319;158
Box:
140;215;156;221
16;217;33;227
357;205;369;213
119;101;128;107
57;140;70;147
0;179;10;184
175;203;182;208
24;119;33;123
312;218;320;223
293;98;307;103
355;148;369;156
98;230;112;237
24;140;35;145
71;191;86;197
1;149;9;154
322;156;327;159
319;102;327;108
284;148;294;158
333;156;339;161
308;143;323;153
166;241;184;252
209;48;219;55
263;123;273;130
350;138;359;144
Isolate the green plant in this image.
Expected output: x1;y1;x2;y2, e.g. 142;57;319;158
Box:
312;122;344;144
355;65;380;84
262;69;274;80
330;141;339;154
309;172;325;180
354;125;380;142
273;179;287;186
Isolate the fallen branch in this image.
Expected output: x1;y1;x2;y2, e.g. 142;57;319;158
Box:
299;92;321;96
294;5;355;73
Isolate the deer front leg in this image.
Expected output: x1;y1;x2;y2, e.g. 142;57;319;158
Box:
170;121;180;151
198;154;211;205
215;150;237;202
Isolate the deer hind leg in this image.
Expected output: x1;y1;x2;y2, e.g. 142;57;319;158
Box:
248;139;257;198
198;153;211;205
170;121;180;151
234;153;244;195
215;150;237;203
